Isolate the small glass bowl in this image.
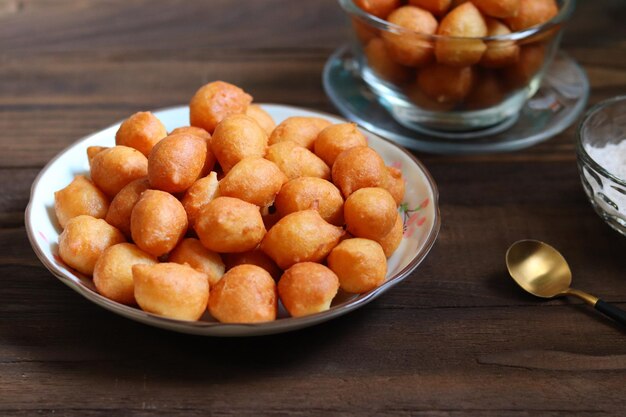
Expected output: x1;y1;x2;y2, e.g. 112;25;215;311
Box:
338;0;576;137
577;96;626;237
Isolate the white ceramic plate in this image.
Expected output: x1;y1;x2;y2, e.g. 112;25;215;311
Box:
26;104;440;336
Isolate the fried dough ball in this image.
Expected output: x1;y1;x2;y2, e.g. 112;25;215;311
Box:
409;0;451;16
194;197;265;253
130;190;188;257
465;71;506;109
407;85;458;111
331;146;388;198
246;104;276;136
90;146;148;197
189;81;252;133
472;0;519;17
436;2;487;67
275;177;344;226
170;126;216;176
480;18;520;68
208;265;277;323
218;157;287;207
278;262;339;318
115;111;167;157
222;249;282;281
211;114;268;173
87;146;108;168
365;38;413;85
417;63;475;104
265;141;330;180
354;0;401;18
260;210;344;270
505;0;558;31
169;238;225;287
54;175;109;229
328;238;387;293
93;243;157;305
385;166;405;205
382;6;438;67
133;263;209;321
148;133;207;193
503;43;545;88
376;213;403;257
58;215;125;276
352;18;379;44
181;172;219;226
344;187;397;240
314;123;369;169
268;117;331;150
105;178;150;238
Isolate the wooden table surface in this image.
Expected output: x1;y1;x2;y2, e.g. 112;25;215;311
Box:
2;1;626;415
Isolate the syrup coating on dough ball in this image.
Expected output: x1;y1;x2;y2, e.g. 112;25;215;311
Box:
435;2;488;67
54;175;109;229
265;141;330;181
376;212;403;257
169;238;225;288
222;249;282;281
211;114;268;173
246;104;276;136
181;172;219;226
382;6;438;67
105;178;150;238
130;190;188;257
208;264;277;323
505;0;558;31
93;243;157;305
189;81;252;133
331;146;388;198
344;187;397;240
133;263;209;321
148;133;207;193
194;197;266;253
87;146;108;168
260;210;344;270
274;177;344;226
278;262;340;318
328;238;387;293
170;126;216;176
90;146;148;197
354;0;401;19
58;215;125;276
268;117;331;150
115;111;167;157
314;122;368;167
385;166;405;205
417;63;475;104
218;157;287;207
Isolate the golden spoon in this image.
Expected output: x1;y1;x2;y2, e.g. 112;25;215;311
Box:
506;239;626;326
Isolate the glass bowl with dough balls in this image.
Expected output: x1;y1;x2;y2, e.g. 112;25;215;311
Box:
339;0;575;134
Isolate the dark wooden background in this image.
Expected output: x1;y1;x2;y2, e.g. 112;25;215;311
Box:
1;1;625;415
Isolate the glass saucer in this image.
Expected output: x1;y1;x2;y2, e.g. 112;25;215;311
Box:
323;45;590;155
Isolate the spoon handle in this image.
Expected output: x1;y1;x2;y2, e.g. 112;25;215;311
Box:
595;300;626;326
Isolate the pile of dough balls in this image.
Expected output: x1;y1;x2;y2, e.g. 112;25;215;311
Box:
53;80;406;323
353;0;559;110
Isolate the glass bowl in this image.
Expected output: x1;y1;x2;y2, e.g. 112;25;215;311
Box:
338;0;576;137
577;96;626;237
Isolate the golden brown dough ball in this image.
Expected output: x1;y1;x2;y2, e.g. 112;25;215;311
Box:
505;0;558;31
133;263;209;321
54;175;109;229
407;85;458;112
376;212;403;257
409;0;451;16
218;157;287;207
93;243;157;305
265;141;330;180
211;114;268;173
246;104;276;136
115;111;167;157
130;190;188;257
278;262;339;318
344;187;397;240
105;178;150;237
189;81;252;134
465;71;506;109
364;38;413;86
275;177;344;226
194;197;266;253
170;126;216;176
58;215;125;276
503;43;545;88
331;146;388;198
208;264;277;323
268;117;331;150
417;63;475;104
328;238;387;293
480;18;520;68
385;166;405;205
354;0;401;18
435;2;487;67
473;0;520;18
314;122;368;167
147;133;207;193
181;171;219;226
169;238;225;288
352;18;379;44
222;249;282;281
90;146;148;197
87;146;108;168
260;210;344;270
382;6;438;67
